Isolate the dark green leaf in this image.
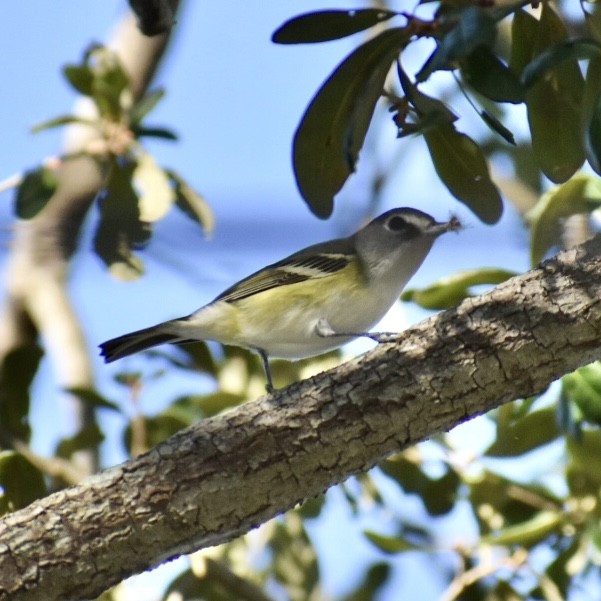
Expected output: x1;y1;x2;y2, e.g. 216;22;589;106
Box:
424;123;503;223
479;110;516;145
31;115;98;134
528;175;601;265
0;452;46;514
521;39;601;89
0;344;44;442
510;9;539;73
272;9;398;44
401;268;516;310
461;46;525;103
56;423;105;460
63;65;94;96
15;167;58;219
522;4;585;183
562;362;601;426
340;563;390;601
165;169;214;232
583;56;601;174
64;387;121;413
416;7;499;82
93;161;149;280
293;28;409;218
133;125;178;141
486;407;560;457
129;88;166;124
297;495;326;519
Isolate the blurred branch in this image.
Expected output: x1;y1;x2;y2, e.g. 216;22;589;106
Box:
3;233;601;600
0;6;179;476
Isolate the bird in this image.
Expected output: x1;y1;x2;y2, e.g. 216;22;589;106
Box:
99;207;461;391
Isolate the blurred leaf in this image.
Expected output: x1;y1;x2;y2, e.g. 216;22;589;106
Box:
583;56;601;174
341;562;391;601
482;510;562;547
166;169;214;233
567;428;601;495
297;495;326;519
510;9;539;73
520;4;585;183
563;362;601;426
293;28;408;218
0;451;46;514
134;153;175;222
461;46;525;104
270;513;319;601
31;115;98;134
64;387;121;413
272;9;398;44
0;344;44;442
173;391;245;419
15;166;58;219
380;455;459;516
364;531;420;554
132;125;178;141
479;110;516;145
527;174;601;265
56;423;104;460
424;123;503;224
521;39;601;88
63;64;94;96
416;7;499;82
162;567;232;601
543;538;582;599
94;161;150;280
402;268;516;310
486;407;560;457
129;88;166;124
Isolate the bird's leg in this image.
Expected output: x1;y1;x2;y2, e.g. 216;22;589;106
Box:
255;348;274;393
315;318;398;344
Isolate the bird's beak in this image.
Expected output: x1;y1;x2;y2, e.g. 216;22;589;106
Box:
427;215;462;236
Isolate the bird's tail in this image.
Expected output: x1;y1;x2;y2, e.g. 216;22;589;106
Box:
99;324;183;363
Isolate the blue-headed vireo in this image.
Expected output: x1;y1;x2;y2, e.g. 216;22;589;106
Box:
100;207;461;391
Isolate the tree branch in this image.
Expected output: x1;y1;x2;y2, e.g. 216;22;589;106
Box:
2;235;601;601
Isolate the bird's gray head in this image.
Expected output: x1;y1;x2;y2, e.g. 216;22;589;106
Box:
353;207;461;279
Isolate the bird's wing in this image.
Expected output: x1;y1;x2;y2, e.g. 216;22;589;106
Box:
214;242;352;304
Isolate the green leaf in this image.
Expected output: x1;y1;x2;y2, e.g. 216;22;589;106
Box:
562;362;601;426
482;510;562;547
340;563;391;601
479;110;516;145
527;174;601;265
423;123;503;223
133;153;176;222
31;115;98;134
63;64;94;96
510;9;539;73
293;28;409;218
56;423;105;460
521;39;601;88
129;88;166;124
273;9;398;44
486;407;560;457
416;7;499;82
0;344;44;442
15;167;58;219
461;46;525;103
0;452;46;514
166;169;214;232
364;531;420;554
401;268;516;310
64;387;121;413
522;4;585;183
93;161;150;281
567;429;601;495
132;125;178;141
583;56;601;174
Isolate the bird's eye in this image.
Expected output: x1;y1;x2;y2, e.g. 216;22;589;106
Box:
386;215;407;231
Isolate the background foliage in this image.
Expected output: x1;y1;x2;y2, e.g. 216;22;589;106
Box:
2;1;601;600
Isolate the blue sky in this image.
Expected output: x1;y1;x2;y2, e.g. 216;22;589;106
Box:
0;2;531;599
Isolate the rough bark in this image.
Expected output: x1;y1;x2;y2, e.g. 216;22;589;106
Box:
1;234;601;601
